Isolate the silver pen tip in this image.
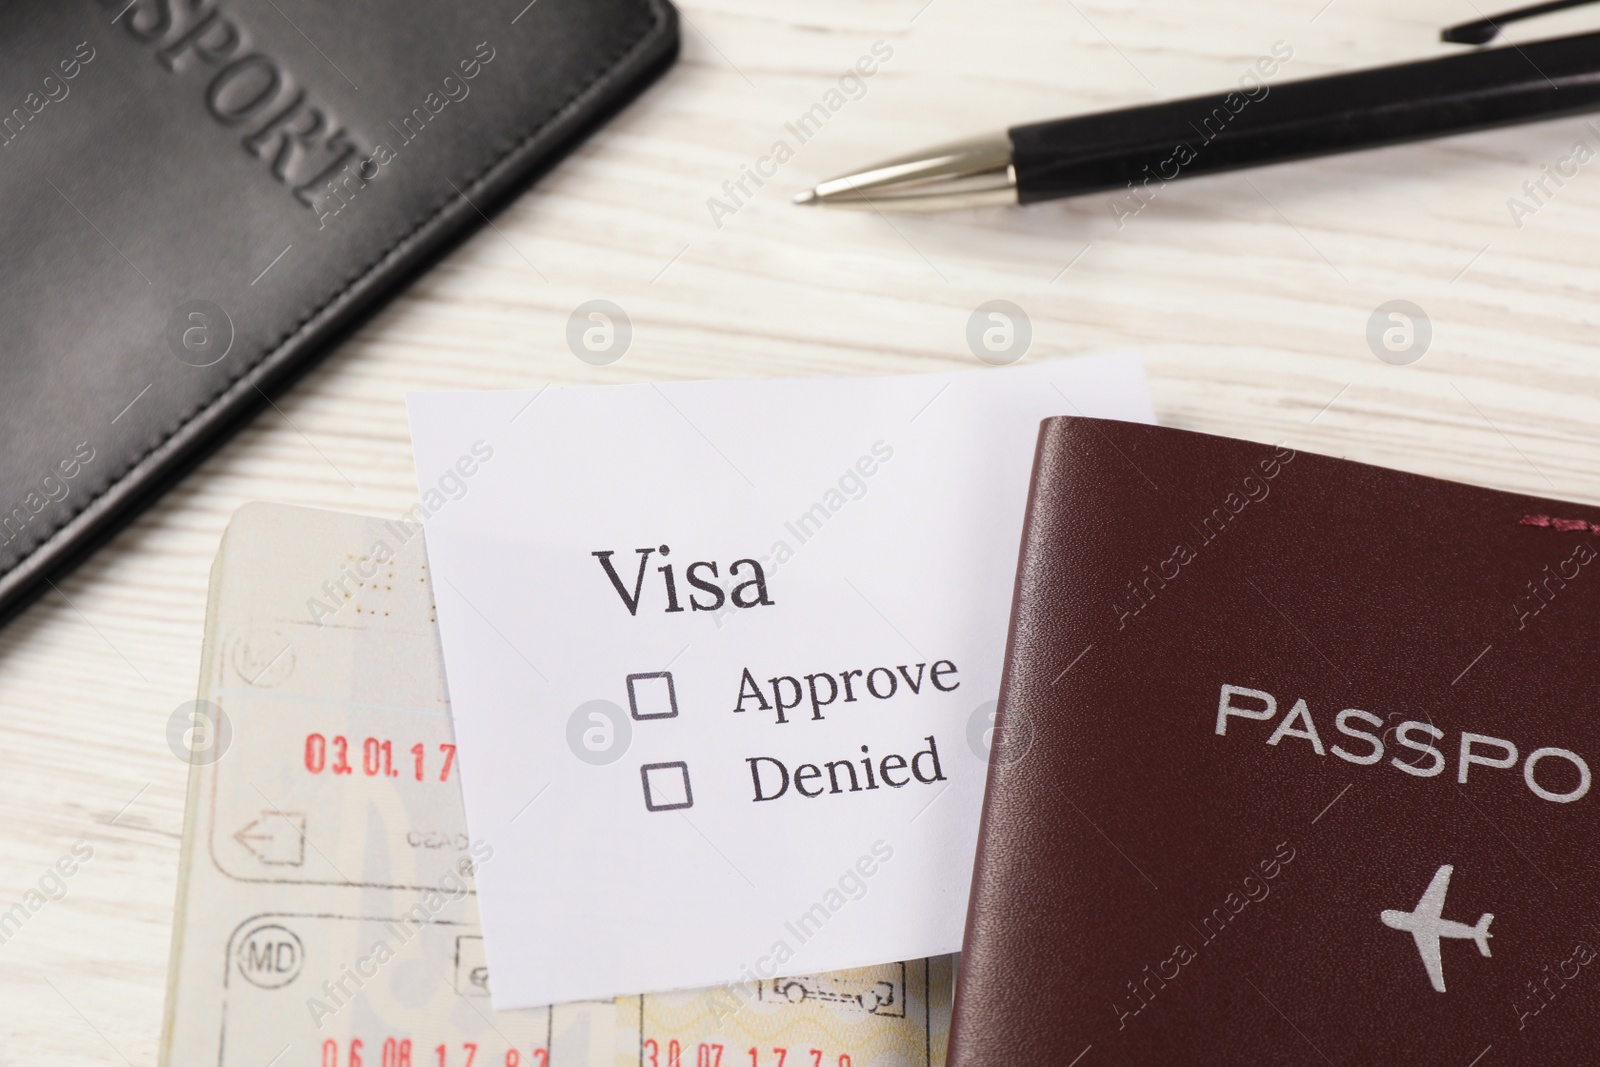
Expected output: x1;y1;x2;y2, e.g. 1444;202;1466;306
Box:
792;133;1016;211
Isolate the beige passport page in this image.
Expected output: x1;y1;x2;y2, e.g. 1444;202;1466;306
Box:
160;503;952;1067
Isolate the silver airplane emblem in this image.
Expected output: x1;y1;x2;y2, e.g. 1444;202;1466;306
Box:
1380;864;1493;992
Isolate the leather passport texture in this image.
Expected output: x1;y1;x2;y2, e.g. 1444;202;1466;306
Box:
0;0;676;623
950;418;1600;1065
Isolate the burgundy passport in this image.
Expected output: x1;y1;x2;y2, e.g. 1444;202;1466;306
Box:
950;418;1600;1066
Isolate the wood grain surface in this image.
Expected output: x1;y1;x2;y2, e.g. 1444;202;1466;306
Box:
6;0;1600;1061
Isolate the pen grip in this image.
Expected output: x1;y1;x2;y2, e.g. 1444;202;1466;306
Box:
1010;31;1600;203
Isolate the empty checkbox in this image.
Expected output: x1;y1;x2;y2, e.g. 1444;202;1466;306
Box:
627;671;679;720
640;761;693;812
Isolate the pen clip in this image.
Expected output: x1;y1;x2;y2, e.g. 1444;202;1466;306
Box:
1442;0;1600;44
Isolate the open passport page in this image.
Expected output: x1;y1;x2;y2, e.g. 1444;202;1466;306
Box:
160;502;953;1067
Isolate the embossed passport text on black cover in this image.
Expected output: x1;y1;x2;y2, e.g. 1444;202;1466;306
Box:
0;0;676;623
950;418;1600;1065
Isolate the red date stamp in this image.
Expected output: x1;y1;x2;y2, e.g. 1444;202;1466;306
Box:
641;1042;854;1067
316;1039;546;1067
303;735;456;782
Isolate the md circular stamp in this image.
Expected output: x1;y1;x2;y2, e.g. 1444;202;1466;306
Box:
230;626;295;688
234;922;304;989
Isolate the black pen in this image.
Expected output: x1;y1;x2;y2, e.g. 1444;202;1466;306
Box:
795;0;1600;210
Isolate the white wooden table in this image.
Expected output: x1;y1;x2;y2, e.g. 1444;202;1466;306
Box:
6;0;1600;1060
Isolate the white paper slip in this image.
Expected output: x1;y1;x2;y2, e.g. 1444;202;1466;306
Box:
406;355;1155;1010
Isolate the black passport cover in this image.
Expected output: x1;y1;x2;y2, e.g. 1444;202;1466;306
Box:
0;0;676;623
